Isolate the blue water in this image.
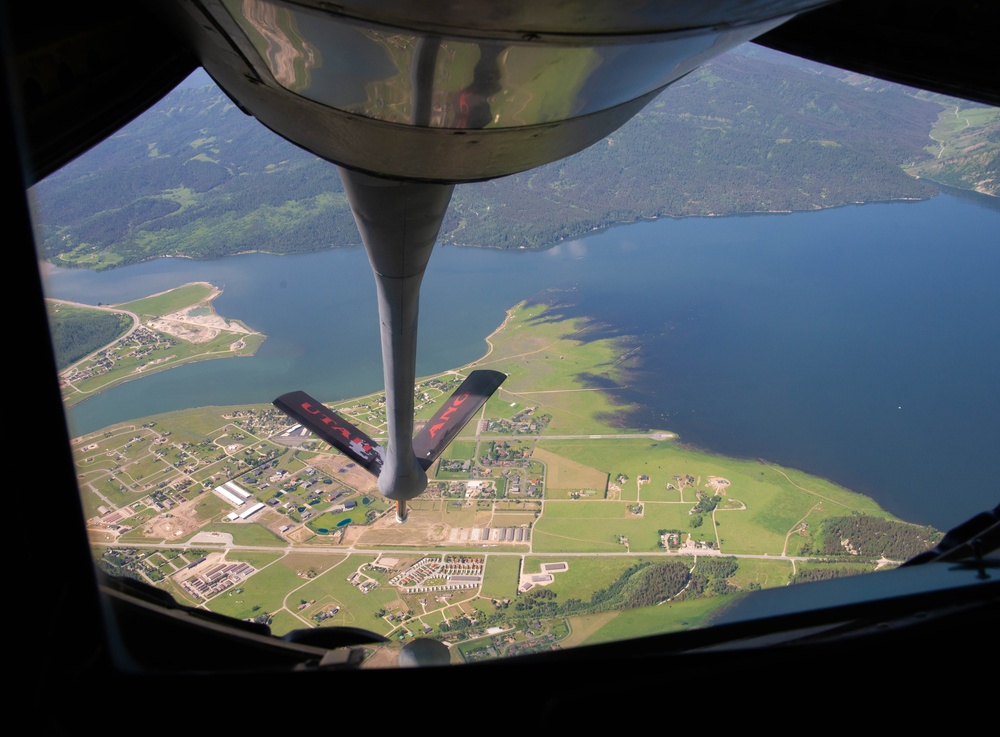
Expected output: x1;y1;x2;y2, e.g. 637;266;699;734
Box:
42;189;1000;530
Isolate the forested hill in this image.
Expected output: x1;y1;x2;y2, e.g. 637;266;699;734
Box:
30;47;994;270
441;51;944;248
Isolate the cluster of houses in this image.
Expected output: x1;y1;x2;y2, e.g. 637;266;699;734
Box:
478;408;551;436
62;327;175;386
388;556;485;592
504;473;540;496
181;560;255;599
660;531;718;553
347;570;379;594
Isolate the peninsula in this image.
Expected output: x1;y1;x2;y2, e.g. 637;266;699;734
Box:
52;282;264;409
75;299;940;663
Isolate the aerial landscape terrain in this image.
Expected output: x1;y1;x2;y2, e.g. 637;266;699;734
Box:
37;46;997;664
31;48;997;270
70;291;941;661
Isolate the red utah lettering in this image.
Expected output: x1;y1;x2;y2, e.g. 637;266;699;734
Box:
428;393;472;437
318;414;351;440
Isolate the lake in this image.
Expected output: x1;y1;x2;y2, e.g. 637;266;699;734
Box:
42;187;1000;531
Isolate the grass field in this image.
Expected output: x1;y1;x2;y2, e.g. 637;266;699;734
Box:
532;446;609;498
481;555;522;599
729;558;794;590
119;282;214;317
417;609;446;632
525;556;649;600
531;438;888;555
278;554;401;636
471;302;639;435
579;596;735;646
439;440;477;461
193;522;286;546
206;554;316;621
531;520;629;552
488;511;537;527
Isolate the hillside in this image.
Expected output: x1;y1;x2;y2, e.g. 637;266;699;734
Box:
30;47;993;270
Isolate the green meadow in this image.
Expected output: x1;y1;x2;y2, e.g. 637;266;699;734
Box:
119;282;214;317
205;554;320;621
523;556;650;600
278;554;402;636
480;555;522;599
471;302;640;435
578;596;733;646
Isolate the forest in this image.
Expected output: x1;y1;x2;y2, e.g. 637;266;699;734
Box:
508;558;738;620
47;306;132;369
812;514;942;560
30;47;994;270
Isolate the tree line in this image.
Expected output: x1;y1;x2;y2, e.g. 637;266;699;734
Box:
813;514;942;560
48;308;132;369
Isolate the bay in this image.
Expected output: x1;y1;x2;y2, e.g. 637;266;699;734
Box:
42;189;1000;531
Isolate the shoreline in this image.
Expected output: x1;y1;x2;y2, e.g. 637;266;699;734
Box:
40;189;961;275
57;282;265;410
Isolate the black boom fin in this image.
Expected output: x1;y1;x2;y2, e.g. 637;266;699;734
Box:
412;369;507;470
273;390;383;477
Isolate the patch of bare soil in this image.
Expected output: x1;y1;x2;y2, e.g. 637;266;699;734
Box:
88;528;118;543
308;456;381;494
287;525;318;543
706;476;731;493
146;290;253;344
142;497;208;540
147;317;218;343
360;646;401;669
339;524;368;546
355;509;450;546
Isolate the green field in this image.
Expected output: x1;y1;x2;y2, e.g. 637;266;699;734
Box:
524;556;648;601
192;522;286;547
533;446;610;498
481;555;522;599
206;554;316;620
288;555;401;636
471;302;640;435
578;596;734;646
729;558;794;590
124;284;219;317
